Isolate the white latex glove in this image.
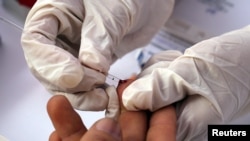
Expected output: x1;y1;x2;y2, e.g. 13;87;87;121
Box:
122;25;250;140
21;0;174;117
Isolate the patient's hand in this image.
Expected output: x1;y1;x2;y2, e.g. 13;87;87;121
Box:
47;76;177;141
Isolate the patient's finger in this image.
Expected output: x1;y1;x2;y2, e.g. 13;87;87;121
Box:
119;110;148;141
147;106;177;141
117;76;137;111
47;95;87;141
117;77;148;141
49;131;60;141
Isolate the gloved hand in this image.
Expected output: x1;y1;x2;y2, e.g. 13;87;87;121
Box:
21;0;174;116
122;25;250;140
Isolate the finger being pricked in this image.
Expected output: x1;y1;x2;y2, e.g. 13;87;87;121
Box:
119;109;148;141
147;105;177;141
117;76;148;141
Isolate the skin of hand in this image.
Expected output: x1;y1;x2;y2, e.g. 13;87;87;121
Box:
118;77;177;141
47;95;147;141
47;78;176;141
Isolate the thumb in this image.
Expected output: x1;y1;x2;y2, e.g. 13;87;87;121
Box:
81;118;121;141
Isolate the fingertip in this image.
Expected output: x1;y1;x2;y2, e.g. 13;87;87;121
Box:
49;131;60;141
47;95;72;119
117;79;136;100
47;95;67;110
117;76;138;113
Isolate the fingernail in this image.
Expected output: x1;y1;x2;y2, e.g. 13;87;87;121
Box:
96;118;121;140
